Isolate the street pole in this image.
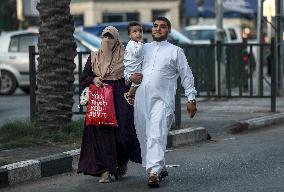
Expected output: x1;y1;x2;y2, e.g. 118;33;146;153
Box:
215;0;223;41
215;0;226;95
256;0;263;96
275;0;283;96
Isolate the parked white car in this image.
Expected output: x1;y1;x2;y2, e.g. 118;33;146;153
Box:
0;28;101;95
182;25;242;44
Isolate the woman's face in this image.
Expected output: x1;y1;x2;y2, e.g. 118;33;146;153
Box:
102;32;114;39
101;32;116;51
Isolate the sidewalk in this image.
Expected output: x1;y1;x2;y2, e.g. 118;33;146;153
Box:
1;96;284;187
181;97;284;137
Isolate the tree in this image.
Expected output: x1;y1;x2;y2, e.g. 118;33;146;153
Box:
36;0;76;131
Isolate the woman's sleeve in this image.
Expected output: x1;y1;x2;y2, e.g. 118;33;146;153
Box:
81;55;95;90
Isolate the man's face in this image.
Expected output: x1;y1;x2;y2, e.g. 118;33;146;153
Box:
152;20;170;42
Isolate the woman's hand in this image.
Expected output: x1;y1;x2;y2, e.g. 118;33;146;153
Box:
130;73;143;84
93;77;103;87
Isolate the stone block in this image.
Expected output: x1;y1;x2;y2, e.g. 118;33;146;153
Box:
1;160;40;186
38;153;72;177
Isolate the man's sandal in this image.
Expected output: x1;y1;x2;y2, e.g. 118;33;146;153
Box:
148;172;160;188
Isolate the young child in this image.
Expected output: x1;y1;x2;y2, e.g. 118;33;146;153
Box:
123;21;144;105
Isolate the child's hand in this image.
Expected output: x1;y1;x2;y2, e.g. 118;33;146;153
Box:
130;73;143;84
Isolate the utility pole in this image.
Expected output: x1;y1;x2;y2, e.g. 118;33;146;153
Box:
215;0;226;95
215;0;224;41
256;0;263;96
275;0;283;96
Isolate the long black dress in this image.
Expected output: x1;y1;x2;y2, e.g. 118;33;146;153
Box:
77;56;142;177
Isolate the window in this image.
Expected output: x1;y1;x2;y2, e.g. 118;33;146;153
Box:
152;10;168;20
19;34;38;52
74;30;101;49
9;34;38;53
183;29;215;41
126;13;139;21
9;36;19;52
102;12;139;23
74;15;84;27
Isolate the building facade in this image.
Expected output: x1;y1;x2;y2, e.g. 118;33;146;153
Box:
70;0;180;29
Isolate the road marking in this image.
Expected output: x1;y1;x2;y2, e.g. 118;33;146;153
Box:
166;164;181;168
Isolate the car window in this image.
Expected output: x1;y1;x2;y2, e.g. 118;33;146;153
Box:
19;34;38;52
170;29;191;44
114;29;129;43
9;34;38;53
183;29;215;41
9;36;19;52
92;26;154;44
74;30;101;49
141;28;153;43
228;28;237;40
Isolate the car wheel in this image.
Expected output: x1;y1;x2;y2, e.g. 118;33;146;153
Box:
0;70;17;95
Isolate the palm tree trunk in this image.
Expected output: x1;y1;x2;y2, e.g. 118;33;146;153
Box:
36;0;76;130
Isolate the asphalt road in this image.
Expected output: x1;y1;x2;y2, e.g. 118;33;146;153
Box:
0;89;83;126
2;124;284;192
0;90;29;125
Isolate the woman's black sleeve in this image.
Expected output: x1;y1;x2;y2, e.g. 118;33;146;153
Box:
81;55;95;90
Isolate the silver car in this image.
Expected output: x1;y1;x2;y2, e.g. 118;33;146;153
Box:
0;28;101;95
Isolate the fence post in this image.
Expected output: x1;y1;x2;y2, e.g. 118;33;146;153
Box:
216;41;222;97
78;53;83;113
271;38;276;112
173;78;181;130
29;46;36;121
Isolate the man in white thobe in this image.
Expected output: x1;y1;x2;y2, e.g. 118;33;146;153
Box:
130;17;197;188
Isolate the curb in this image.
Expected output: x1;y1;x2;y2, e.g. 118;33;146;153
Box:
0;126;208;188
0;150;80;188
167;126;208;147
228;112;284;134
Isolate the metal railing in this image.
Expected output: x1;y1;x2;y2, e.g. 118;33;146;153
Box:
29;41;277;128
181;42;273;98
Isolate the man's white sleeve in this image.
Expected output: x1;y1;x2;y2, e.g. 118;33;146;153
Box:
176;48;197;101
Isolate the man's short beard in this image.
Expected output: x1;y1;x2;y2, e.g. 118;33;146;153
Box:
152;34;168;42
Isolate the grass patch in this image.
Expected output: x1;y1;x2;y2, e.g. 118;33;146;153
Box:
0;119;84;149
0;159;11;166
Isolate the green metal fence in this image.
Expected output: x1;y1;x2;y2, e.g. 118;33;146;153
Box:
180;42;272;98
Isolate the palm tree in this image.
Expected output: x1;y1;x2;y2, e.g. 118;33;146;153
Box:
36;0;76;130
